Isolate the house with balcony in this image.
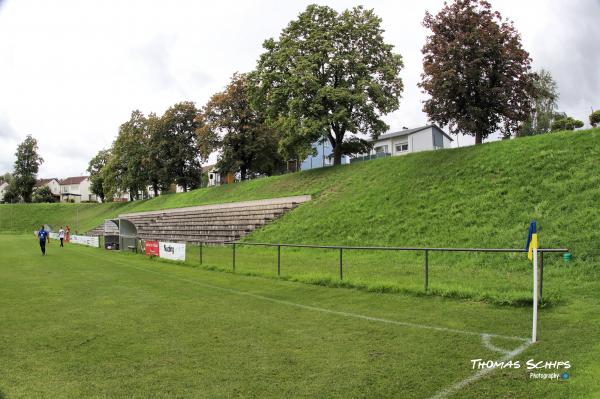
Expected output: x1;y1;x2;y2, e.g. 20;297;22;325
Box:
351;125;453;163
59;176;97;203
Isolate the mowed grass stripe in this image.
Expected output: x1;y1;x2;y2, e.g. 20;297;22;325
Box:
1;236;520;398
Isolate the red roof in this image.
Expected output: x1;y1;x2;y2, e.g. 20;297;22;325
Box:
60;176;89;185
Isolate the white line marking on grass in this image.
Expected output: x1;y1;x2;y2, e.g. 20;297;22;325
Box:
481;334;511;355
429;340;532;399
81;251;528;343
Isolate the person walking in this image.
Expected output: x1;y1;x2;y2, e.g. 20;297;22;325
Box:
37;225;48;255
58;226;65;247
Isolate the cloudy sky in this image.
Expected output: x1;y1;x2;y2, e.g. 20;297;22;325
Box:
0;0;598;178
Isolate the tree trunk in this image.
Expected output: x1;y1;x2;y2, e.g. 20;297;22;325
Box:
152;184;159;197
240;167;247;181
333;143;343;165
329;126;345;165
475;132;483;145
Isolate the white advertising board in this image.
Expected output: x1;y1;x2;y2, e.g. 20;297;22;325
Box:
49;232;59;240
71;235;100;248
158;241;186;261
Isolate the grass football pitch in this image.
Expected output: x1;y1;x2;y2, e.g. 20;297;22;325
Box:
1;235;598;398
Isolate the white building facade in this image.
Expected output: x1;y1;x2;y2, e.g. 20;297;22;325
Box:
59;176;97;203
351;125;453;162
35;178;61;197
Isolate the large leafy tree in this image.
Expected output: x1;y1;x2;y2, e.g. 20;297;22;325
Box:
518;69;559;136
103;111;150;200
252;5;403;165
200;73;284;180
146;112;171;196
87;149;111;202
419;0;535;143
158;102;204;191
13;135;44;203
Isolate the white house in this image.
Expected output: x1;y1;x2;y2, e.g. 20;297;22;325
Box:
351;125;453;162
0;181;8;202
59;176;97;203
35;178;61;199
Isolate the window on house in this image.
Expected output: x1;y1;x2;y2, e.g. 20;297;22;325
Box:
374;145;388;154
395;143;409;153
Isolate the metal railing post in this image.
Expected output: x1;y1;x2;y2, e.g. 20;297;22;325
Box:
425;249;429;291
277;245;281;276
232;243;236;272
199;242;203;265
539;251;544;303
339;248;343;280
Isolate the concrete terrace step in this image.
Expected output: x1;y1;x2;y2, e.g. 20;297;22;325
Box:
138;234;243;243
140;225;257;232
155;215;280;223
85;195;311;243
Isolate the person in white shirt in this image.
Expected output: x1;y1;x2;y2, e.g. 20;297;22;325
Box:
58;227;65;247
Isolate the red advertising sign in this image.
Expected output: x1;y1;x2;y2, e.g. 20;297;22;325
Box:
145;240;159;256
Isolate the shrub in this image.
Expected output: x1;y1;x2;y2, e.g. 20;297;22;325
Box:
590;110;600;127
551;116;584;131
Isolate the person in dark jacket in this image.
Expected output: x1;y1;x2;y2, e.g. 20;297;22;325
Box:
37;225;48;255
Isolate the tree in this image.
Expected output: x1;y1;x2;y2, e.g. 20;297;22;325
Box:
13;135;44;203
518;69;559;136
32;186;56;203
101;111;152;200
419;0;535;143
1;173;19;203
590;109;600;127
0;172;11;184
87;149;111;202
551;113;584;131
146;112;171;196
158;102;204;191
252;5;403;165
200;73;284;180
3;181;20;203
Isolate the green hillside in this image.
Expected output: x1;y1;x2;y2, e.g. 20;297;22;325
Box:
2;128;598;258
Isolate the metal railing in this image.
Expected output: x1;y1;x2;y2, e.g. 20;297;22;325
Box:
195;241;568;300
